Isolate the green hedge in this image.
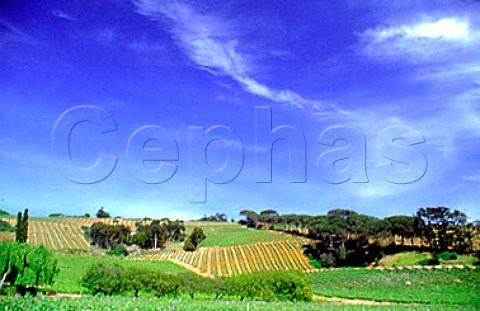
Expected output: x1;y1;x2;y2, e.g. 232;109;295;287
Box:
81;264;311;301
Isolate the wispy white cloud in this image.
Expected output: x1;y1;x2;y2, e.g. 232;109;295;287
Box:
51;10;77;21
133;0;325;111
359;17;479;63
0;19;38;47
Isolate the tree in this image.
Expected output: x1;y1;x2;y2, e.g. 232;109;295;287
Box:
0;242;58;295
133;220;183;250
239;210;259;228
15;209;28;243
385;215;416;245
183;228;206;251
89;223;131;250
199;213;228;222
415;207;468;252
96;207;111;218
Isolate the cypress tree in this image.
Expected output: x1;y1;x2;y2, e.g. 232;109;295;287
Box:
15;209;29;243
15;212;22;242
22;209;29;242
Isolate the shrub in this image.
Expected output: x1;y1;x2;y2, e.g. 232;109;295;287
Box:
318;253;336;268
437;251;458;261
148;272;180;297
81;262;125;295
226;270;312;302
0;220;14;232
106;245;129;257
178;273;214;299
121;268;151;297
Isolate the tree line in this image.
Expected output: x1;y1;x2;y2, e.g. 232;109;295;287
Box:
239;207;479;267
87;219;206;252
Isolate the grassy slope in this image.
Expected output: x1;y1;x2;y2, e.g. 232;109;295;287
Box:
309;268;480;306
379;251;477;266
196;225;303;247
54;253;193;293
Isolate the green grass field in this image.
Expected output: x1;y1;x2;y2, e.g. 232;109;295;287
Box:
309;268;480;306
378;251;477;266
0;296;474;311
54;253;193;293
180;225;304;248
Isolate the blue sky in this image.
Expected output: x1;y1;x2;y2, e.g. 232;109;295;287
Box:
1;1;479;220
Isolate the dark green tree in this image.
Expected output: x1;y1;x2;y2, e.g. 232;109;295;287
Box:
96;207;111;218
385;215;416;245
183;228;206;251
15;209;29;243
415;207;467;252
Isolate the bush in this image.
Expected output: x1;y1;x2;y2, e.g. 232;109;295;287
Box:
149;273;180;297
81;262;125;295
0;220;14;232
106;245;129;257
437;251;458;261
226;270;312;302
318;253;336;268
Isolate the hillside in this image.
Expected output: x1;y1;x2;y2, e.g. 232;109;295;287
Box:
0;216;314;276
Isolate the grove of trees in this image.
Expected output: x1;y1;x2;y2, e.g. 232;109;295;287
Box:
238;207;479;267
87;219;187;251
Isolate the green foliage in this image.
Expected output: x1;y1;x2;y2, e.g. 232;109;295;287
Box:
182;237;196;251
199;212;228;222
309;268;480;305
89;222;131;250
106;244;129;257
304;236;383;267
48;213;64;217
54;253;190;293
95;207;111;218
80;262;311;302
437;251;458;261
229;270;312;302
15;209;28;243
415;207;468;253
134;220;185;250
0;295;452;311
183;227;206;251
0;209;9;216
0;242;58;295
0;220;14;232
81;262;125;295
384;215;416;244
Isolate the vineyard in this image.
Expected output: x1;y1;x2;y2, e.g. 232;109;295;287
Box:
309;268;480;306
0;217;306;251
132;240;314;277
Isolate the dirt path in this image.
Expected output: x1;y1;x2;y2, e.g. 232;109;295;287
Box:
313;295;413;306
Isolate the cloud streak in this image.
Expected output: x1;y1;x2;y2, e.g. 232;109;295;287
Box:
133;0;325;111
359;17;479;63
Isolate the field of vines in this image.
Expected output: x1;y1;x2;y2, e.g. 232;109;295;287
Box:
2;296;465;311
0;217;305;251
309;268;480;306
0;217;90;250
132;240;314;277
